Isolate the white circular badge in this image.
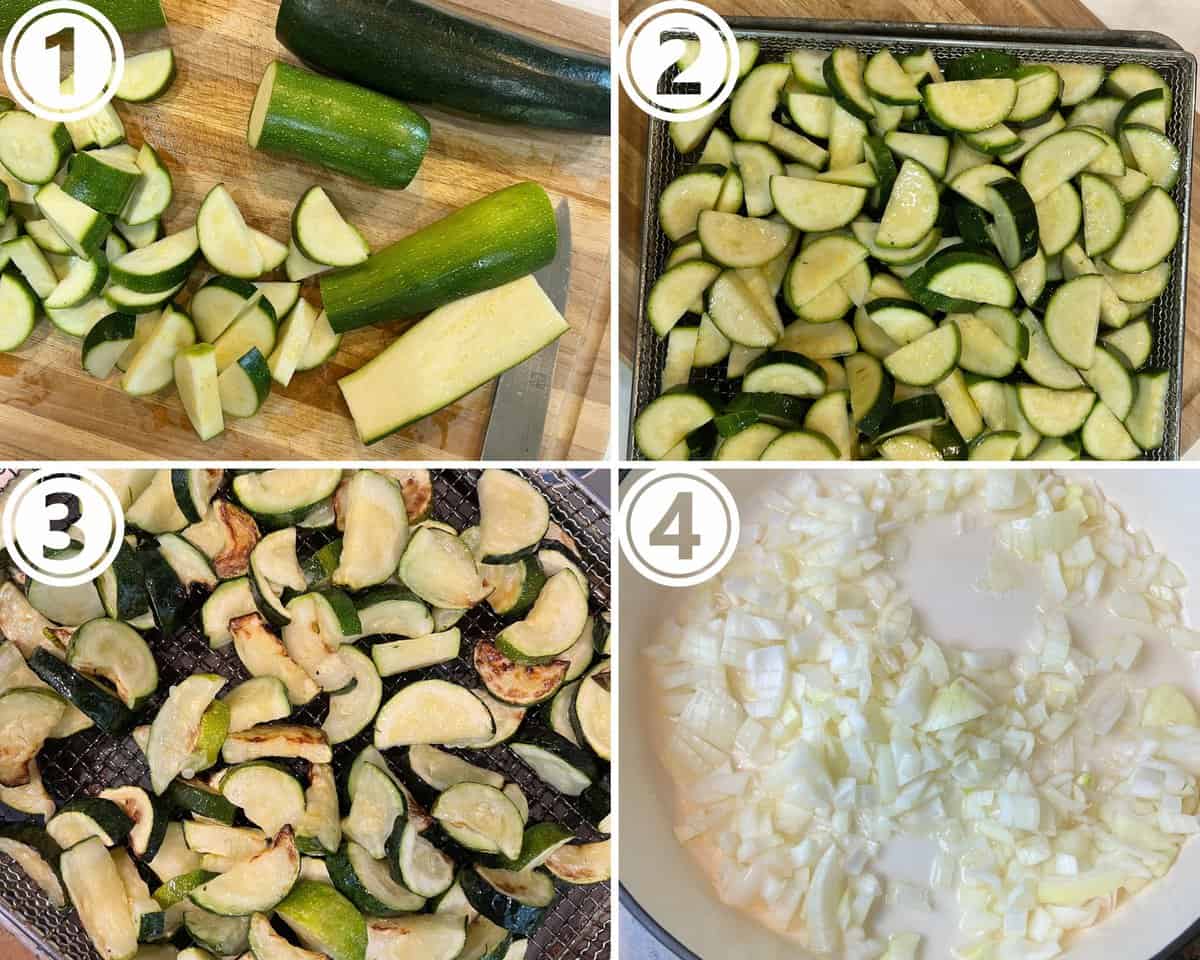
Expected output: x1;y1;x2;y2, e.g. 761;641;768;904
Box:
618;1;740;123
4;1;125;123
2;468;125;588
620;470;739;588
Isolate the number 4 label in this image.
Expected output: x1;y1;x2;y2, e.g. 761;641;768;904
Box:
650;491;702;561
620;471;739;588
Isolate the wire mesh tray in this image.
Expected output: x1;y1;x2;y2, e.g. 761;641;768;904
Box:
628;19;1197;460
0;469;612;960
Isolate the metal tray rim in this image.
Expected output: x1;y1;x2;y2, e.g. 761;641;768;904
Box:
628;18;1197;460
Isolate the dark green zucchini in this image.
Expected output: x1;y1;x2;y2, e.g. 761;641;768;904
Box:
139;547;190;636
320;182;558;334
28;649;134;736
275;0;610;133
459;864;556;936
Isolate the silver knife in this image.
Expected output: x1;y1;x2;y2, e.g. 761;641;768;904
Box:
480;199;572;460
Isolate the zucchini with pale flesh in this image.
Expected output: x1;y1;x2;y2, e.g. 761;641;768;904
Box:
342;759;405;859
281;592;357;692
146;673;226;794
510;728;597;796
322;183;556;334
338;276;568;444
221;724;331;764
327;840;424;916
478;470;550;563
545;839;610;885
67;618;158;709
47;797;132;848
250;62;429;190
495;569;589;664
220;762;305;835
399;527;488;609
475;640;568;707
291;186;369;268
323;647;382;744
190;827;300;916
433;782;523;860
366;915;467;960
234;470;343;527
330;470;410;589
375;680;494;748
372;628;461;676
60;837;139;960
294;763;341;857
231;613;320;705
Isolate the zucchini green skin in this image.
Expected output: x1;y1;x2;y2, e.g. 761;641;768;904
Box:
320;182;557;333
459;866;552;936
28;649;134;736
139;548;191;635
275;0;610;133
251;61;429;190
0;0;165;32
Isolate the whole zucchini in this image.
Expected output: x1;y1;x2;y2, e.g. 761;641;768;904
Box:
0;0;166;33
320;181;558;334
276;0;610;134
249;61;430;190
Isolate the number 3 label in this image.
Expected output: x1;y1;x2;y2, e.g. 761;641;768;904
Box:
621;471;739;588
618;1;740;123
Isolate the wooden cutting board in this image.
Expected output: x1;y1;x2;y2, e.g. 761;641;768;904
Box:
619;0;1200;454
0;0;611;461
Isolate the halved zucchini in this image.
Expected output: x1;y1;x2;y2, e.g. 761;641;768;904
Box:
296;763;341;857
475;641;568;708
99;786;166;861
545;840;611;885
495;570;589;665
389;818;455;898
328;840;424;916
372;628;461;676
432;783;523;860
570;662;611;761
332;471;409;591
60;837;138;960
365;915;466;960
249;911;325;960
221;762;306;835
67;618;157;709
509;728;597;797
234;470;343;527
323;647;382;745
350;586;433;639
375;681;494;749
230;613;320;706
398;527;489;610
190;828;300;917
342;757;405;860
281;593;355;692
477;472;549;564
219;678;291;736
47;798;132;849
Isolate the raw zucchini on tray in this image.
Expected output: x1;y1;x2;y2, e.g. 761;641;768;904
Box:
0;468;611;960
637;42;1184;460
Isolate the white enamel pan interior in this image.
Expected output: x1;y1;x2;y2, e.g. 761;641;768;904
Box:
620;467;1200;960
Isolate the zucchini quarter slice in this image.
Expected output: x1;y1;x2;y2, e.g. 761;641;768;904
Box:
190;827;300;916
333;470;409;591
374;680;494;748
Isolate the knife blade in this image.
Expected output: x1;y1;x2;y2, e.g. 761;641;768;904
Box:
480;199;573;460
